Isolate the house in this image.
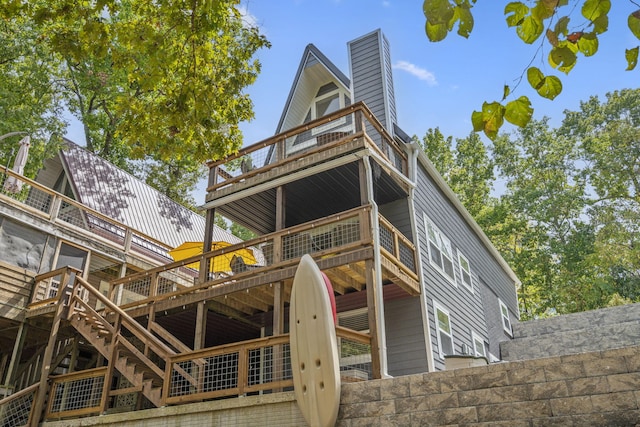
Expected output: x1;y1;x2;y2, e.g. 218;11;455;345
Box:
0;29;519;425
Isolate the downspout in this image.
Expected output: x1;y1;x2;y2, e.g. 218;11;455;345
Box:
407;142;436;372
362;155;389;378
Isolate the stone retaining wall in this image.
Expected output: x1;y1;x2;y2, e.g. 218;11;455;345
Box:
337;345;640;426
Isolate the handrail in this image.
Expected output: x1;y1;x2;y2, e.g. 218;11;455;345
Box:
111;205;371;288
0;166;173;256
33;266;83;283
72;276;175;359
0;382;38;407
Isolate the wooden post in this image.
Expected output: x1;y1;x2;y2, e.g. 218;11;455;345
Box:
100;314;121;414
194;301;207;351
31;293;68;426
364;259;382;379
4;322;28;388
201;207;216;282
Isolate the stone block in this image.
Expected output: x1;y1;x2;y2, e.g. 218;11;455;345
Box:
424;392;458;410
472;371;510;389
458;385;527;406
508;366;545;385
476;402;514;422
342;380;381;404
394;396;430;414
531;415;574;427
410;372;441;396
379;413;411;427
340;400;396;419
438;406;478;424
607;372;640;392
565;376;609;397
582;356;628;377
511;400;552;419
439;375;475;393
550;395;593;416
543;361;585;381
590;391;638;412
381;376;410;400
528;380;568;400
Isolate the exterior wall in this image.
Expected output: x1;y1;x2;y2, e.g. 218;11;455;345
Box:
0;261;35;321
384;297;428;377
348;29;397;131
479;277;510;359
413;162;517;369
378;198;412;240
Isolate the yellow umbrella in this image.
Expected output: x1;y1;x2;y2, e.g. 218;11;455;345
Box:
168;241;257;273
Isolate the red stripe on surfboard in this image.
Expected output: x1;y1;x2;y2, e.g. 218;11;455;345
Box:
321;271;337;324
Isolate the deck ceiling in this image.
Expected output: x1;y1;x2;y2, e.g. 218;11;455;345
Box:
218;159;408;235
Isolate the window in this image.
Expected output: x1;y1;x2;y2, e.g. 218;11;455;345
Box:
471;332;486;358
457;250;473;292
434;301;454;358
499;299;513;335
425;216;454;282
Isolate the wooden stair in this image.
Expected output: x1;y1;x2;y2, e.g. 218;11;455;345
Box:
68;309;165;407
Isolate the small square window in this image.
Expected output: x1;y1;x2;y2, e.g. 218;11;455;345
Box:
471;332;486;358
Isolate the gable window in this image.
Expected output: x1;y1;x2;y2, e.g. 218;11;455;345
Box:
457;250;473;292
499;299;513;336
471;332;486;358
425;216;454;283
433;301;454;358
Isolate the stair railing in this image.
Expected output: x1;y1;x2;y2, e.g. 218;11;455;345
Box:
0;383;39;427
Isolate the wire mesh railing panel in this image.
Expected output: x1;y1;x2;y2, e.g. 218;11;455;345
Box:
282;218;361;262
378;222;394;254
247;343;292;388
57;200;87;229
116;276;151;305
0;387;36;427
48;373;104;416
338;338;372;382
398;240;416;272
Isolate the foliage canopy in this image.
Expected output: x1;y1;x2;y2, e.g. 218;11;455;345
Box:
423;0;640;139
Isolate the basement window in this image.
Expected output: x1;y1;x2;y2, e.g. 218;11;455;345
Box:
499;299;513;336
471;332;486;358
434;301;454;359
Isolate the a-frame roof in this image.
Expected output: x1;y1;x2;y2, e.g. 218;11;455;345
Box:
275;43;351;134
38;140;239;249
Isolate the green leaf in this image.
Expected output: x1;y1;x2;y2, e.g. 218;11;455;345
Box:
577;32;598;57
549;44;577;73
454;5;474;38
625;46;639;71
554;16;570;36
504;2;528;27
546;28;559;47
629;10;640;40
527;67;562;99
474;101;506;140
425;20;449;42
517;15;544;44
532;1;555;20
503;84;511;101
592;13;608;34
582;0;610;23
504;96;533;127
423;0;455;24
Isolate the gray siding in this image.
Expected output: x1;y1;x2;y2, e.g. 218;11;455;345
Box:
479;277;510;358
384;297;428;376
348;29;396;131
413;163;518;369
378;199;412;240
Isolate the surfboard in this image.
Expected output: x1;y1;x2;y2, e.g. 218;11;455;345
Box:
290;254;341;427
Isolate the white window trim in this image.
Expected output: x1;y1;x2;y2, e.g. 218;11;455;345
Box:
471;331;486;358
433;300;454;360
424;216;455;284
499;299;513;336
457;250;473;293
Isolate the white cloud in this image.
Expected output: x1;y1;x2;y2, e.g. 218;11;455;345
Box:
237;4;258;29
393;61;437;85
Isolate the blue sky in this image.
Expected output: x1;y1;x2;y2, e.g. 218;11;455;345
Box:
237;0;638;144
64;1;640;201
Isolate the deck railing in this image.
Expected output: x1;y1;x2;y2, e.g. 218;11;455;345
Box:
0;383;39;427
0;166;173;264
28;266;84;308
46;367;107;420
206;102;408;192
109;206;376;310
